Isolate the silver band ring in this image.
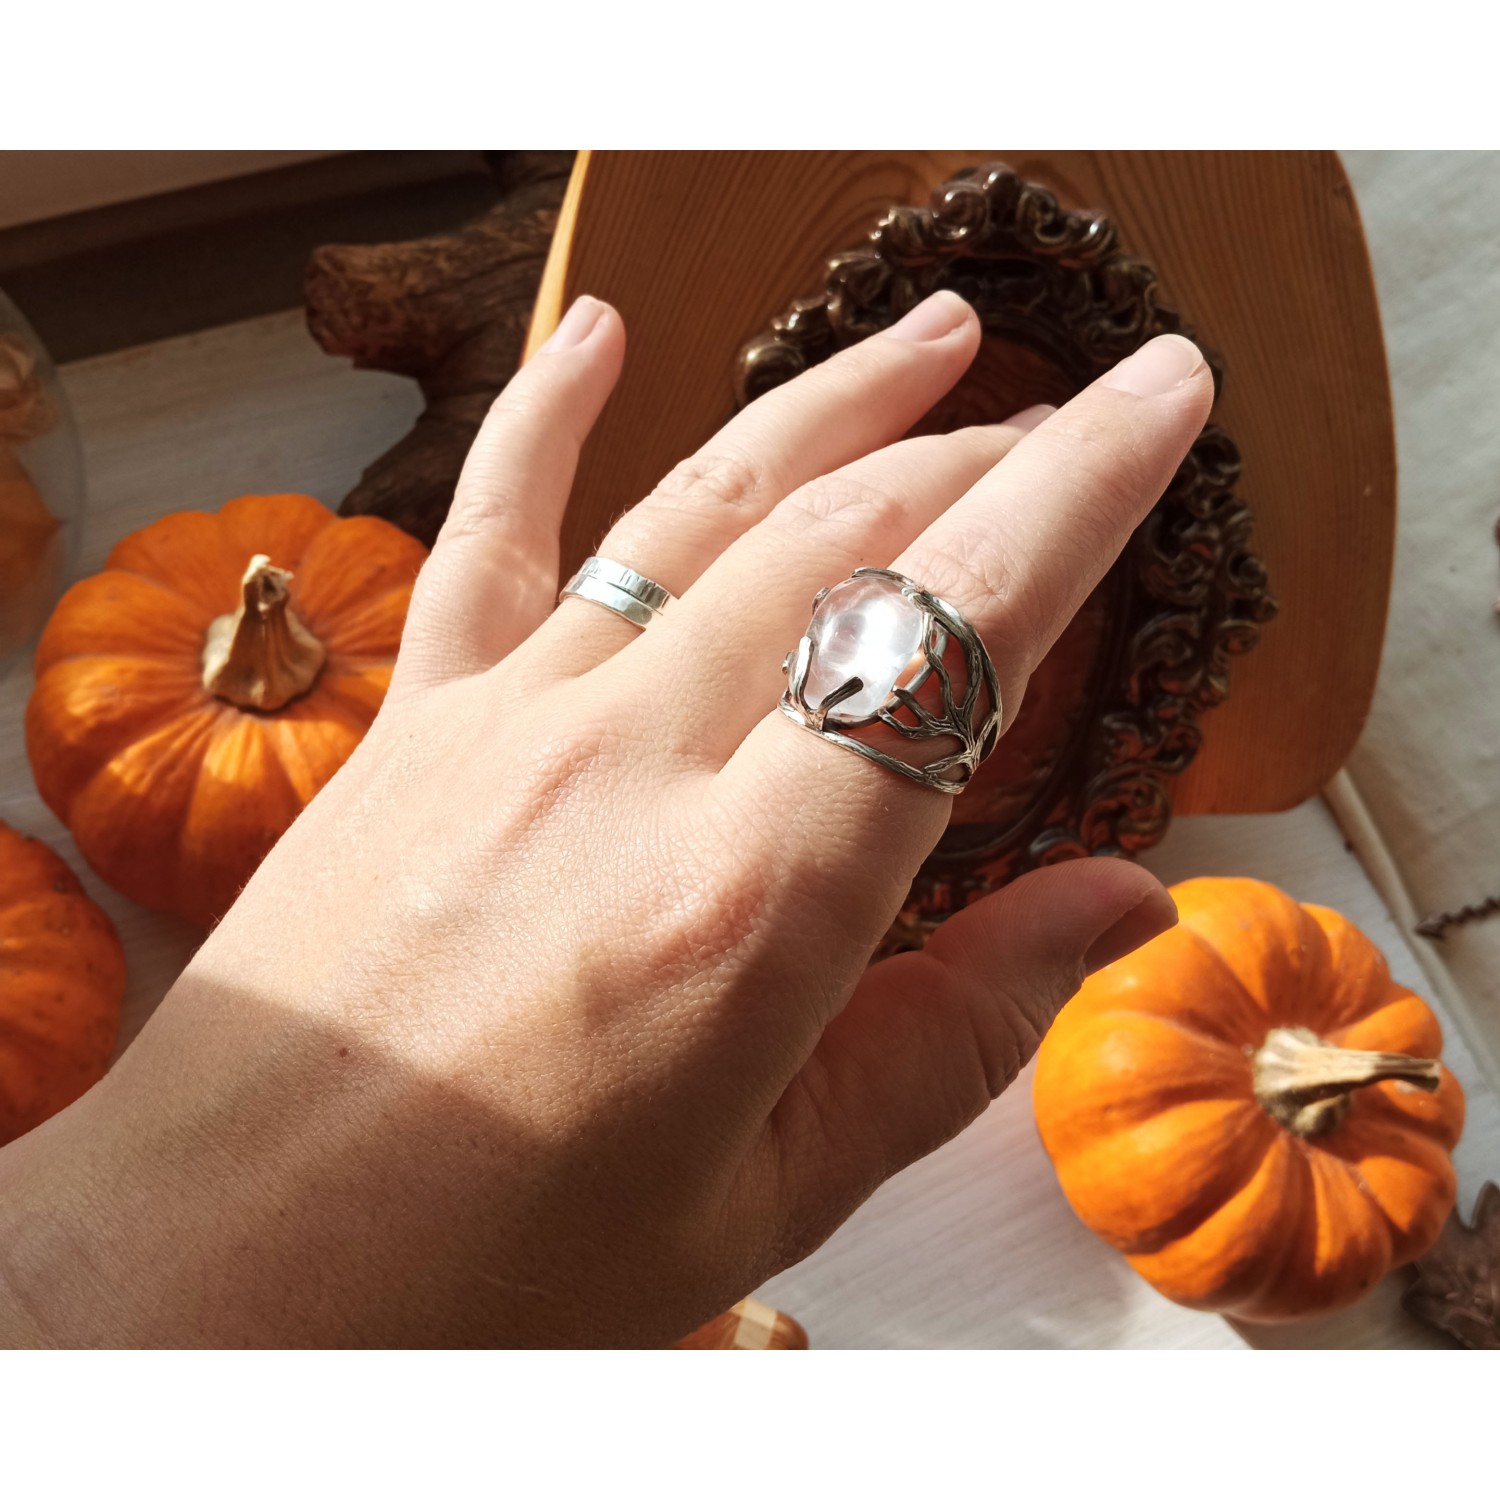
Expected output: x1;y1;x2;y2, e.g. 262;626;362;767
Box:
560;556;675;630
779;567;1001;795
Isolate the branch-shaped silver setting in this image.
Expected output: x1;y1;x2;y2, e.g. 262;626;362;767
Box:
778;567;1001;795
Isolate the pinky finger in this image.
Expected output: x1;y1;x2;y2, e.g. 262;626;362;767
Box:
393;296;625;697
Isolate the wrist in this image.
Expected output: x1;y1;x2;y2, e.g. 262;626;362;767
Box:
0;1092;129;1347
0;975;318;1347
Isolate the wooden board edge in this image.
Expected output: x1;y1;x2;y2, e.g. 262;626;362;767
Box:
522;149;592;363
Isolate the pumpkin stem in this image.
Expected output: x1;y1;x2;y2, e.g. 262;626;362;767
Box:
1252;1025;1441;1138
201;554;326;711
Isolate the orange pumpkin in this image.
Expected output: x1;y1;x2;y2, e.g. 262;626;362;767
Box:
1033;877;1466;1321
0;821;125;1145
26;494;426;927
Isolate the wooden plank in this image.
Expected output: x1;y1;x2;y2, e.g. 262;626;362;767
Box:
528;150;1395;817
0;152;338;233
0;154;503;363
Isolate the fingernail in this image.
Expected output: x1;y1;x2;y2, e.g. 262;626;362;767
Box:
1004;403;1054;433
884;290;972;343
1084;887;1179;974
1100;334;1204;397
541;295;605;352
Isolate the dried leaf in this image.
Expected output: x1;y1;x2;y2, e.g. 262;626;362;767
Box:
1403;1181;1500;1349
1415;895;1500;939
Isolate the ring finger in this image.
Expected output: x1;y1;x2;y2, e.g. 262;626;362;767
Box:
723;333;1216;952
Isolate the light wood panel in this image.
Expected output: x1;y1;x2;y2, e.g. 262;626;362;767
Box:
527;151;1395;816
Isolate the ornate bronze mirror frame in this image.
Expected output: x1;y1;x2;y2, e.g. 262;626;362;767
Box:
736;163;1277;940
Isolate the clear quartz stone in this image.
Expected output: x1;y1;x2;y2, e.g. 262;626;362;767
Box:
802;574;932;722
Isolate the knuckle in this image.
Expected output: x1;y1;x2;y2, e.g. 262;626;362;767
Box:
896;985;1014;1114
919;521;1072;678
975;965;1082;1098
606;448;778;567
653;448;772;515
438;373;589;548
923;528;1028;640
779;470;909;545
501;712;638;832
635;847;772;984
968;998;1043;1100
440;487;527;547
634;906;732;990
487;372;546;425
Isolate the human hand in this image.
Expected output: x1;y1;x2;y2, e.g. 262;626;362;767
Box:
0;291;1211;1347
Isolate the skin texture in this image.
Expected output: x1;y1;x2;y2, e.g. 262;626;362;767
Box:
1033;877;1466;1320
0;292;1212;1347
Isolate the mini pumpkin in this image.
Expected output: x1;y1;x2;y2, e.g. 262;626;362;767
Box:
1033;877;1466;1321
26;494;426;927
0;820;125;1145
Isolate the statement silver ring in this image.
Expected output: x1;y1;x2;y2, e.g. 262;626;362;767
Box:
560;556;675;630
779;567;1001;794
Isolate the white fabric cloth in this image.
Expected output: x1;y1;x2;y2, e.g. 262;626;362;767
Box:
1337;152;1500;1087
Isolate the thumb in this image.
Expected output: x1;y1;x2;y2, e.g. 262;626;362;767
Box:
763;859;1177;1254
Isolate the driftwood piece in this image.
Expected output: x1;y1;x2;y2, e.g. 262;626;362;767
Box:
304;151;574;546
